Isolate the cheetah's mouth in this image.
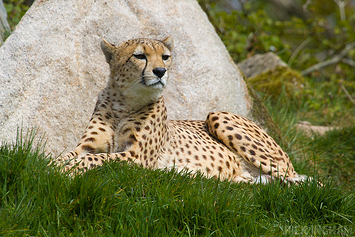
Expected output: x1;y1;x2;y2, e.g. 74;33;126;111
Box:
141;77;166;88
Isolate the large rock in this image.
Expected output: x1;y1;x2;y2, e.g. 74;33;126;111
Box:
0;0;252;156
0;0;10;43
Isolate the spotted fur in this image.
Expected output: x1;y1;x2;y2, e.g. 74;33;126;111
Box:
56;36;308;184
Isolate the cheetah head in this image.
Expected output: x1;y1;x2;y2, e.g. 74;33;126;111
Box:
101;36;174;108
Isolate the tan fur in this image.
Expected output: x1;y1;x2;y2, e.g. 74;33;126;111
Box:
56;36;307;184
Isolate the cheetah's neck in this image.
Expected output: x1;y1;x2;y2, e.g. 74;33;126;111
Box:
107;80;164;114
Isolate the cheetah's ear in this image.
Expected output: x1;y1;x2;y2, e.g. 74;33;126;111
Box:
161;36;174;52
101;39;116;63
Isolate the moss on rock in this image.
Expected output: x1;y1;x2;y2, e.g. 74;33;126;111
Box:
248;66;304;101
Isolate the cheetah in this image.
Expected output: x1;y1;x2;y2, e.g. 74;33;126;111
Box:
56;36;308;184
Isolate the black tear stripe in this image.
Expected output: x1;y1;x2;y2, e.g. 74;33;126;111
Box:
141;58;148;85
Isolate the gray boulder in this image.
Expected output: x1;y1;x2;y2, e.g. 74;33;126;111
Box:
0;0;252;156
237;52;287;79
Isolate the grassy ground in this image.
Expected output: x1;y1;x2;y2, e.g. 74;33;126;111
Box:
0;122;354;236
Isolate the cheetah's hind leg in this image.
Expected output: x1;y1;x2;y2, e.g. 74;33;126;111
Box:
206;111;301;184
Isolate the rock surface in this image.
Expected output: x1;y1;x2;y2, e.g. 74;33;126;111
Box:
0;0;251;156
237;52;287;78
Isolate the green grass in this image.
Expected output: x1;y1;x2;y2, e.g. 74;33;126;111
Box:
264;89;355;191
0;129;354;236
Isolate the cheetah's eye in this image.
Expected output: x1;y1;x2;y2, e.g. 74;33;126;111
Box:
133;54;147;60
162;55;170;61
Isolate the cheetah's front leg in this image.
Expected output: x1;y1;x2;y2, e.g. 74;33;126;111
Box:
61;149;143;173
55;113;117;171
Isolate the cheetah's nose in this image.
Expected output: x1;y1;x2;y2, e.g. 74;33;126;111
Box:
153;68;166;78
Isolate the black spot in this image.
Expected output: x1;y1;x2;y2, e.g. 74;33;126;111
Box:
211;116;219;121
202;155;207;160
249;150;256;156
218;166;223;172
226;126;234;131
250;157;256;163
84;137;95;143
245;136;251;141
240;146;246;152
99;127;106;132
226;161;230;169
91;131;98;135
228;135;233;140
243;122;250;128
129;134;137;142
235;134;242;140
214;123;220;129
260;155;267;160
252;144;257;149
